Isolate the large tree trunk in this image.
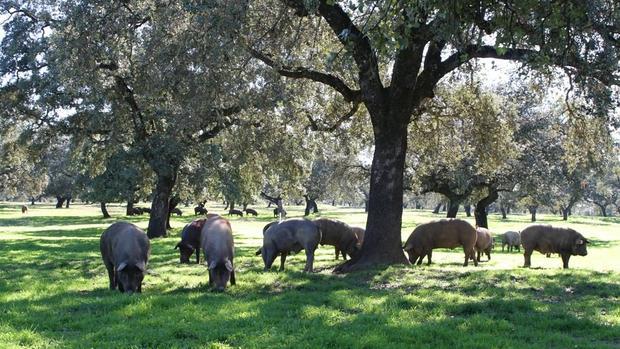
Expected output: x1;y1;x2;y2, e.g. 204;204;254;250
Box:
464;204;472;217
562;207;569;221
55;196;65;208
65;196;71;208
500;207;507;219
432;203;442;214
528;205;538;222
126;198;135;216
100;202;111;219
446;199;460;218
335;123;409;272
147;174;176;239
474;189;499;229
30;197;36;205
303;195;319;216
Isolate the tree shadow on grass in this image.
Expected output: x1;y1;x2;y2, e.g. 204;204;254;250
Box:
1;268;618;348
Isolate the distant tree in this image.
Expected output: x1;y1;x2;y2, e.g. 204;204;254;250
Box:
79;150;153;218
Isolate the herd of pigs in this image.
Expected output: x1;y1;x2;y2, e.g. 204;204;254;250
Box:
100;215;589;293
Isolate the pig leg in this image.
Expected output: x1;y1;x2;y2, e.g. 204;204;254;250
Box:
208;269;215;286
105;262;116;290
279;252;288;271
334;247;339;260
304;250;315;272
561;254;570;269
230;268;236;286
195;247;200;264
523;249;532;267
426;250;432;265
472;249;478;266
476;250;482;262
462;246;470;266
415;255;423;265
486;249;491;261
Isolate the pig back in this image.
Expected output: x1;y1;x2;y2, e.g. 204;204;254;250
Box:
313;218;355;246
503;231;520;246
264;219;320;251
475;227;493;250
201;218;234;262
405;219;476;250
181;219;207;247
100;222;150;265
521;225;583;254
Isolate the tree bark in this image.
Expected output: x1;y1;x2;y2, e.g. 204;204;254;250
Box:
55;196;65;208
65;196;71;208
474;189;499;229
562;207;569;221
30;197;36;205
100;202;111;218
147;174;176;239
528;205;538;222
335;123;409;271
126;199;135;216
446;199;460;218
303;195;319;216
432;203;442;214
464;204;472;217
500;207;507;219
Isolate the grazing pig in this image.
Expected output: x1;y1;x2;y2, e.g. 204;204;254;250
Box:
228;209;243;217
201;217;236;291
245;208;258;216
175;218;208;264
337;227;365;259
313;218;360;260
502;231;521;252
21;205;28;214
206;213;220;219
474;227;494;262
194;206;208;215
100;222;150;293
260;219;321;272
171;208;183;216
521;225;589;269
403;219;478;267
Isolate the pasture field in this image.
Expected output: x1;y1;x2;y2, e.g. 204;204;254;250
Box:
0;203;619;348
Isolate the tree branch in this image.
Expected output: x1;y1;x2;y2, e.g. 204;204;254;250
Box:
248;48;361;103
306;102;360;131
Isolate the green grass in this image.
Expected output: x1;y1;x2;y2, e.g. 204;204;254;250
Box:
0;202;619;348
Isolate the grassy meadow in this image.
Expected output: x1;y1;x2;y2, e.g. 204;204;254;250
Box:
0;202;619;348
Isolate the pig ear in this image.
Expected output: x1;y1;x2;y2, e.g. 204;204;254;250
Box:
576;239;585;245
117;262;127;272
136;261;146;272
208;261;217;270
224;259;234;272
